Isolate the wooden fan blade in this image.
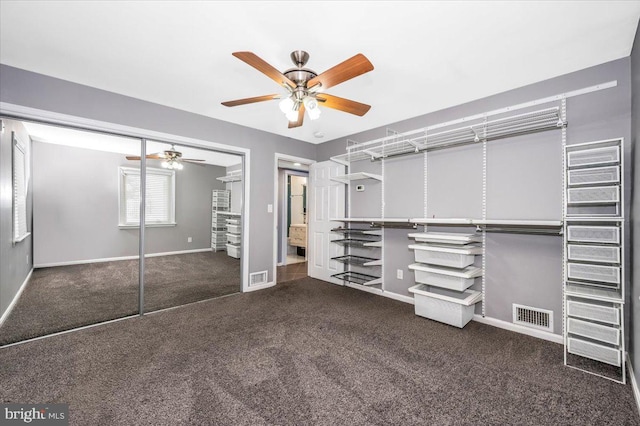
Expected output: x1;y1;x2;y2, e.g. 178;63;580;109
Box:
232;52;296;90
288;105;305;129
316;94;371;116
307;53;373;90
125;154;165;160
222;94;279;107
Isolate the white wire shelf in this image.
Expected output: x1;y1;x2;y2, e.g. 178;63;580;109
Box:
331;107;564;164
330;172;383;184
216;170;242;182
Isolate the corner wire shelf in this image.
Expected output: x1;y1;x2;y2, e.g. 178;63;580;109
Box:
331;107;565;164
331;271;382;286
331;255;382;266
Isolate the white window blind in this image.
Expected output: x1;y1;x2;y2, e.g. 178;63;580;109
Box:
13;136;28;242
119;167;175;226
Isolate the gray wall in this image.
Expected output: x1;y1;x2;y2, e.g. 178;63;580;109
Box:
630;19;640;391
0;64;317;283
317;58;631;335
0;119;33;317
32;140;226;265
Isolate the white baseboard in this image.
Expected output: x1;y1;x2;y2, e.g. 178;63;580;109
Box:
472;314;563;344
627;354;640;415
381;291;415;305
34;248;213;268
343;283;415;305
0;268;33;327
244;281;276;292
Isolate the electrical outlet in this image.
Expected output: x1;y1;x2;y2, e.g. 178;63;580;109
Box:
187;237;192;243
396;269;403;280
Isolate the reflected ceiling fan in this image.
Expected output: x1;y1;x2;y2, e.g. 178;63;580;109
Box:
222;50;374;128
126;145;204;170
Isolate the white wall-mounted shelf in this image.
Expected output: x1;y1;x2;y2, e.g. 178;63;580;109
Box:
216;170;242;183
410;218;473;225
330;172;383;184
216;211;241;217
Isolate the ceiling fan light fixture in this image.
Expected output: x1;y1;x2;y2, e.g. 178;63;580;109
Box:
285;104;301;122
303;96;321;120
279;96;295;114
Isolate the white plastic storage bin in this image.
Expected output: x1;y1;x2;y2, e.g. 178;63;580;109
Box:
226;243;241;258
409;284;482;328
409;244;481;268
227;224;241;234
408;263;482;291
567;263;620;285
566;300;620;325
226;233;241;244
226;218;241;225
567;146;620;168
567;186;619;204
408;232;481;245
568;166;620;186
567;337;621;367
566;225;620;244
567;317;620;346
567;244;620;264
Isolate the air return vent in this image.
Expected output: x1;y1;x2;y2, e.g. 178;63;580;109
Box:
249;270;268;287
512;304;553;332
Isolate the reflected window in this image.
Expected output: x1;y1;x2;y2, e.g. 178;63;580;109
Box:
13;134;29;242
119;167;176;226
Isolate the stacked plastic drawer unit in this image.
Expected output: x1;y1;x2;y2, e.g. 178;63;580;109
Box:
407;232;483;328
330;225;382;287
564;138;625;383
211;190;230;252
226;217;241;259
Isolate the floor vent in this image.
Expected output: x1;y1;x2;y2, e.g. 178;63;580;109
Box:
512;304;553;332
249;271;268;287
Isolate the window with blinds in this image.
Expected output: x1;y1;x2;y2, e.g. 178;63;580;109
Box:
119;167;176;226
13;135;29;242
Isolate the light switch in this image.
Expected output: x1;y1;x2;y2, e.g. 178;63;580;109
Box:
267;204;273;213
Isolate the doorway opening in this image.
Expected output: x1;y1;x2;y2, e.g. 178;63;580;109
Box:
274;156;313;284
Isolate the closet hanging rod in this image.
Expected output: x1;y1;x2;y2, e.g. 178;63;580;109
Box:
476;226;563;236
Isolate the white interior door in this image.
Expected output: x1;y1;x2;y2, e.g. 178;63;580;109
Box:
308;160;345;284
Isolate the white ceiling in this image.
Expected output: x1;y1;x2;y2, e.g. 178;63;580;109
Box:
23;122;242;167
1;1;639;144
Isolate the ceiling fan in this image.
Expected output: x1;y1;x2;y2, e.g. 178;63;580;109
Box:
126;145;205;170
222;50;374;128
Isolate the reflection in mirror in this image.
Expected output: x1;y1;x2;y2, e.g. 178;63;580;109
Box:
142;141;242;313
0;120;141;345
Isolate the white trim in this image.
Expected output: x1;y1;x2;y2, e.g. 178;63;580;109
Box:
0;268;33;327
472;314;563;344
34;248;212;268
13;232;31;243
273;153;315;286
0;102;250;293
381;291;415;305
243;281;276;292
627;354;640;415
342;283;415;305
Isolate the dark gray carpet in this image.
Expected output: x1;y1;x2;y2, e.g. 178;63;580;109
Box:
0;251;240;345
0;277;637;425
